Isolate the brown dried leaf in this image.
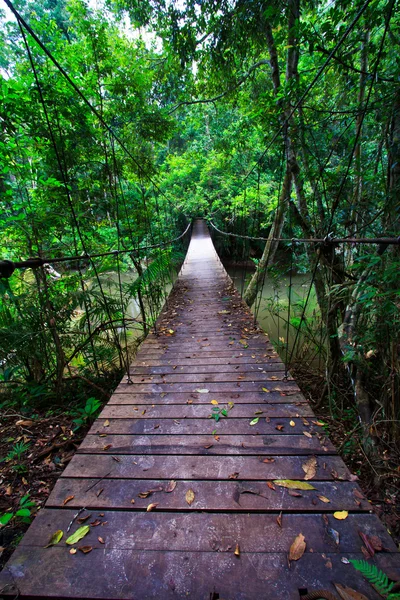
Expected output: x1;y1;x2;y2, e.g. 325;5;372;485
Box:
317;495;331;503
334;583;370;600
289;533;306;561
147;503;158;512
103;444;112;451
276;511;282;528
138;491;152;499
164;480;177;493
78;546;92;554
63;495;75;506
266;481;276;490
263;458;275;463
185;489;195;506
98;537;105;544
234;543;240;557
303;431;312;438
204;444;213;449
302;457;317;481
104;420;110;427
288;489;302;497
228;472;239;480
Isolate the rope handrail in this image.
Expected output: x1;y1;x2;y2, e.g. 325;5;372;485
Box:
208;220;400;246
0;223;192;279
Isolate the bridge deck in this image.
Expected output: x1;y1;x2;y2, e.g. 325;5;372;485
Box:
1;220;399;599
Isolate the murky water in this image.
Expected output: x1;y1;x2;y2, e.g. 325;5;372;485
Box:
227;266;323;366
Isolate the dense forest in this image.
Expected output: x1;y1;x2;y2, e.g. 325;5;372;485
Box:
0;0;399;558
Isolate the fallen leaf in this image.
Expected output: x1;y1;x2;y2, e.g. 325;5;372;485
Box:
289;533;306;561
147;503;158;512
77;514;91;524
276;511;282;527
302;457;317;481
63;495;75;506
262;387;270;393
325;559;333;569
273;480;316;490
204;444;213;449
96;488;103;498
263;458;275;463
15;419;34;426
228;472;239;479
369;535;383;552
210;400;219;405
138;491;152;498
164;480;177;493
131;499;135;504
289;420;295;427
44;530;63;548
78;546;92;554
288;489;302;497
333;511;348;520
66;525;90;545
103;444;112;451
266;482;276;490
186;489;195;506
317;495;331;503
196;389;209;394
327;527;340;545
334;583;370;600
275;424;284;431
104;420;110;427
303;431;313;438
234;543;240;557
249;418;259;426
98;537;105;544
358;531;376;557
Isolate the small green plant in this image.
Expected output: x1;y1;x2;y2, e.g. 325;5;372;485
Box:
72;397;102;429
350;559;400;599
4;440;31;462
0;494;36;526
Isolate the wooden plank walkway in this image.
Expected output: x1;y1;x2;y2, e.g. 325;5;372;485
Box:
1;219;399;599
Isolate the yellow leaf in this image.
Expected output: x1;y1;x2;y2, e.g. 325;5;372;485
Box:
333;510;348;520
168;329;174;334
104;420;110;427
186;489;195;506
210;400;219;405
69;548;77;555
147;503;158;512
289;533;306;561
44;530;63;548
289;420;295;427
317;495;331;503
234;543;240;557
273;480;316;490
262;387;270;393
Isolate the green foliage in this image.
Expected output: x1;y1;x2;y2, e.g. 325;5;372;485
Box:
72;397;102;429
4;440;31;463
0;494;36;527
350;559;400;599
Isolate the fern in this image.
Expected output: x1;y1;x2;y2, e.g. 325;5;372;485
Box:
350;559;398;598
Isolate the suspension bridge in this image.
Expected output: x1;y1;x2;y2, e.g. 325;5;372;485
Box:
1;219;399;599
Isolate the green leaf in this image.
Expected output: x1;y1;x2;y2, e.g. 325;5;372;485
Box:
44;530;63;548
273;480;316;490
65;525;90;545
249;417;259;426
15;508;31;517
0;512;13;525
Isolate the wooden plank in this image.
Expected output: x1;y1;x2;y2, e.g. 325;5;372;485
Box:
108;391;303;404
127;363;287;374
18;509;396;553
78;433;335;455
111;381;301;394
116;372;295;384
47;478;369;511
62;453;351;481
88;417;324;435
100;403;315;418
1;548;397;600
